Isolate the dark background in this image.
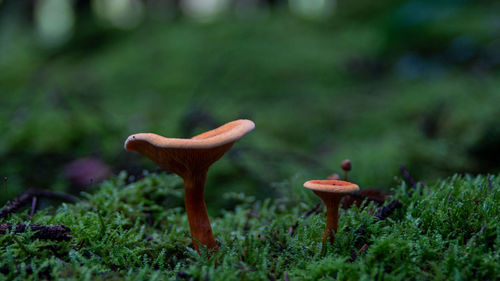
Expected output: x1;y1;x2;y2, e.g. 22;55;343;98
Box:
1;0;499;210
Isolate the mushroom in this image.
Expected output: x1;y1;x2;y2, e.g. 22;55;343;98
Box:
303;180;359;244
124;119;255;253
340;159;351;181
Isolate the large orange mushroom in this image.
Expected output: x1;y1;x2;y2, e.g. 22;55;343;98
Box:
124;119;255;253
304;180;359;244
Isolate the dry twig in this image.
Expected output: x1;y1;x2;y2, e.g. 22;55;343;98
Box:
0;223;72;241
0;189;77;219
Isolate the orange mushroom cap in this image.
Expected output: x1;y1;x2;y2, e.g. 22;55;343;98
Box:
124;119;255;178
125;119;255;150
304;180;359;194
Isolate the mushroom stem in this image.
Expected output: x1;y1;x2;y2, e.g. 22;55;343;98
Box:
184;172;217;253
323;196;341;244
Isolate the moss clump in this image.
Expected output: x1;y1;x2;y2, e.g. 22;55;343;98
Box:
1;172;499;280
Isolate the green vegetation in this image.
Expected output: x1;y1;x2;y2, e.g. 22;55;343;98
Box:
1;172;498;280
1;1;499;278
1;2;500;204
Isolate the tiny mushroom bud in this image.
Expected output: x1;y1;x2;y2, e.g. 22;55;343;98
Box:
341;159;351;180
341;159;351;171
304;180;359;244
124;119;255;254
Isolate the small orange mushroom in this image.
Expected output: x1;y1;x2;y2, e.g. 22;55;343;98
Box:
304;180;359;244
124;119;255;253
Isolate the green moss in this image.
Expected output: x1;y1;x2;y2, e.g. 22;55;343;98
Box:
1;172;498;280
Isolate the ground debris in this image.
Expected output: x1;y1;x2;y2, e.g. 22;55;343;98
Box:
0;223;72;241
0;189;77;219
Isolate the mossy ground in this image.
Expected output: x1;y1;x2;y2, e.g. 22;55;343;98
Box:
1;172;498;280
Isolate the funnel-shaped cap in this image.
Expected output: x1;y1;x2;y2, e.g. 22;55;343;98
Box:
304;180;359;199
124;119;255;178
304;180;359;193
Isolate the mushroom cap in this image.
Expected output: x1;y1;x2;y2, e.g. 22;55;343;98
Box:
304;180;359;194
124;119;255;177
125;119;255;150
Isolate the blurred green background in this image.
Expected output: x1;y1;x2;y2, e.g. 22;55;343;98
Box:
1;0;499;209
